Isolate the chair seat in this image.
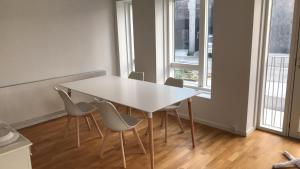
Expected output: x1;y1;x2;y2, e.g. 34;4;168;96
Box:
76;102;97;114
159;104;180;111
120;113;142;127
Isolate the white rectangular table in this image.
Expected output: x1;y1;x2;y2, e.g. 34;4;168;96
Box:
60;75;200;169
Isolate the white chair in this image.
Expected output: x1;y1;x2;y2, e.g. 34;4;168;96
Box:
54;87;103;148
160;77;185;143
128;71;144;81
94;99;146;169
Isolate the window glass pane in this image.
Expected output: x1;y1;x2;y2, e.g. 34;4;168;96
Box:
174;68;198;86
127;3;135;72
174;0;199;65
172;0;213;89
269;0;294;54
116;1;135;77
206;0;214;87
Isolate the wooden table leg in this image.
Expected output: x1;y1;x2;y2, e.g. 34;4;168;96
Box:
164;111;168;143
76;117;80;148
187;98;195;148
148;116;154;169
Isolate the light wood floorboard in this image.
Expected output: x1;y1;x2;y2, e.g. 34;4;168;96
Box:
19;108;300;169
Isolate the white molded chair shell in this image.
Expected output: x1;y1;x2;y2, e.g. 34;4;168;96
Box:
164;77;183;107
128;72;144;81
54;87;82;116
160;78;185;141
54;87;103;148
54;87;96;116
165;77;183;88
94;100;141;132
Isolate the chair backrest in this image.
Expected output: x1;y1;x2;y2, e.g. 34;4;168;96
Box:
94;100;130;131
165;77;184;88
54;87;82;116
128;71;144;81
165;77;183;106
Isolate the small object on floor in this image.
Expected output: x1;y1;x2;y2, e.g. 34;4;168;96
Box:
273;151;300;168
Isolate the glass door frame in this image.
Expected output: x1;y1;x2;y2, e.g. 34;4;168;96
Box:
256;0;299;136
287;0;300;138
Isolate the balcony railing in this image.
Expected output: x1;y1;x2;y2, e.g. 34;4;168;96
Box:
261;53;289;131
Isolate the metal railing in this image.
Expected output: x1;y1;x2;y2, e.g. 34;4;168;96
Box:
261;53;289;130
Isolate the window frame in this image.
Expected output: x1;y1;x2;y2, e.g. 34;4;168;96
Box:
167;0;211;90
124;1;135;73
116;0;135;78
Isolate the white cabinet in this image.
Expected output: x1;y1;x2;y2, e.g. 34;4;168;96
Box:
0;135;32;169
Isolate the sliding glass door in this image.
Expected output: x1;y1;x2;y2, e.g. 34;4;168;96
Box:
258;0;295;133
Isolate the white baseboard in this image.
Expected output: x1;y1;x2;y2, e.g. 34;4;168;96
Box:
12;110;67;130
177;113;252;137
13;109;256;137
245;126;256;136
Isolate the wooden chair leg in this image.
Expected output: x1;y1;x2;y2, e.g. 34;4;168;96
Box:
132;128;146;154
85;116;92;131
89;113;103;138
165;111;168;143
160;112;164;127
122;132;126;145
142;112;147;119
119;132;126;168
76;117;80;148
64;116;72;137
187;98;195;148
174;110;184;133
100;129;110;158
127;107;132;116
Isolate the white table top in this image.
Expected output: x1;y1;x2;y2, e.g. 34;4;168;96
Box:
60;76;200;114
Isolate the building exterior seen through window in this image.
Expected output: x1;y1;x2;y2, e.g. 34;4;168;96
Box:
171;0;214;89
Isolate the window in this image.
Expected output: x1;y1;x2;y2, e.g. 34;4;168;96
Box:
116;0;135;77
168;0;214;89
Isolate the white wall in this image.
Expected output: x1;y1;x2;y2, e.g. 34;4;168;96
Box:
0;0;117;128
179;0;257;135
0;71;106;129
0;0;117;87
132;0;157;82
133;0;259;135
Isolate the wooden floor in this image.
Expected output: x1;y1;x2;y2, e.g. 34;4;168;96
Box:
19;109;300;169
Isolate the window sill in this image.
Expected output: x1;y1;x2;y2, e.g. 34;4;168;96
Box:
159;82;212;100
183;85;211;99
196;91;211;100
